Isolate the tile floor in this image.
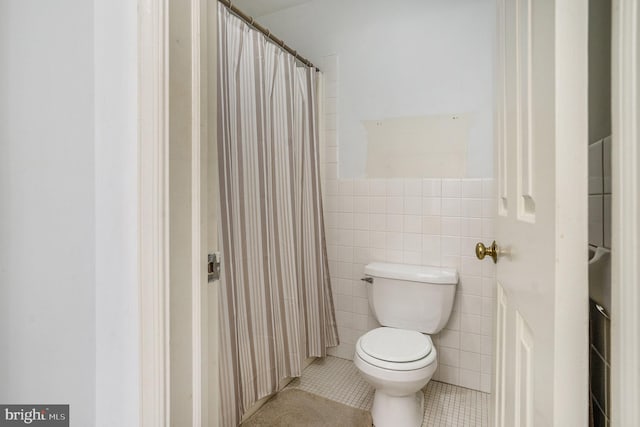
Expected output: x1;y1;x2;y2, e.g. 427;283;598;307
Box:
286;356;490;427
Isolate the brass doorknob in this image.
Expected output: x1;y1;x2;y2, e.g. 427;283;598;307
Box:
475;241;498;263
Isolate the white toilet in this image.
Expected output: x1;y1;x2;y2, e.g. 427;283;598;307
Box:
354;262;458;427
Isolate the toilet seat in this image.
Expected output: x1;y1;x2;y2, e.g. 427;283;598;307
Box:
356;327;436;371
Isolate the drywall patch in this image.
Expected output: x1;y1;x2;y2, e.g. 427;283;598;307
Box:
364;114;470;178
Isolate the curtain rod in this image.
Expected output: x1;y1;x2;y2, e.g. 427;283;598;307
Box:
218;0;320;72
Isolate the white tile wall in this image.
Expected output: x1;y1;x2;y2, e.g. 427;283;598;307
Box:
323;176;496;393
588;136;612;249
319;55;495;393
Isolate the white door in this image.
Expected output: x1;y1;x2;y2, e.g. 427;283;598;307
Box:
484;0;589;426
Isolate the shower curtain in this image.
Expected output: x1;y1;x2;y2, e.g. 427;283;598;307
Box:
217;4;339;426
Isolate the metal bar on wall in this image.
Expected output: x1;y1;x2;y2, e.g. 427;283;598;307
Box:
218;0;319;71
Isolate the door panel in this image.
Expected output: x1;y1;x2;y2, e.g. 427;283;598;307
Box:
494;283;507;427
490;0;588;426
514;311;534;427
515;0;536;222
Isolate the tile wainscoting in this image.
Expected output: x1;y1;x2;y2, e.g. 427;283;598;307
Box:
322;176;496;393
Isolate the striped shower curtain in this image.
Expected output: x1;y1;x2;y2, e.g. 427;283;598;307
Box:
217;4;339;426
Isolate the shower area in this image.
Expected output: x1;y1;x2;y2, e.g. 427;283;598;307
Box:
214;0;496;426
216;3;339;425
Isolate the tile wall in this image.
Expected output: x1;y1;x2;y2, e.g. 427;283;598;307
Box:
588;136;612;249
588;136;612;426
319;55;496;393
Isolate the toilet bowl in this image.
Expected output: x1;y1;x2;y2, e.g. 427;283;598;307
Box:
353;263;457;427
354;327;437;427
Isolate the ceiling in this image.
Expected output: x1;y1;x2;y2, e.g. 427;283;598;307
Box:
232;0;312;17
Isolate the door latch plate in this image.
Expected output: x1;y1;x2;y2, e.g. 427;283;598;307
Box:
208;252;221;281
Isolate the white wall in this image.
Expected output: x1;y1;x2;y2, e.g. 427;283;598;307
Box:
258;0;495;178
0;1;139;426
0;1;96;425
94;1;139;426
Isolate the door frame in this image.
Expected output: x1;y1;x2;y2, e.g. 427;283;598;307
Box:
611;0;640;425
138;0;215;426
138;0;170;425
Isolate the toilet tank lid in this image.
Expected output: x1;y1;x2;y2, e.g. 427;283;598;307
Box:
364;262;458;285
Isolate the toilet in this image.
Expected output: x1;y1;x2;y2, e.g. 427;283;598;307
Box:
354;262;458;427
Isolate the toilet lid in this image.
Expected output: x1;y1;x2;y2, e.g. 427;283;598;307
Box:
360;327;432;363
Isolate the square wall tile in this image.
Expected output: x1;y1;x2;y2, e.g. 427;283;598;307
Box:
461;295;483;316
460;350;481;371
386;249;403;263
337;246;354;263
461;332;482;353
461;199;483;218
422;179;442;197
385;232;403;250
461;314;482;334
422;236;441;265
385;214;403;232
422;198;441;216
403;215;422;233
441;217;461;236
438;346;460;367
354;230;370;248
404;197;422;215
403;233;422;252
441;198;461;217
353;247;370;264
589;140;604;195
481;374;492;393
589;195;604;247
353;179;369;196
370;197;386;214
461;218;482;238
353;213;369;230
404;179;422;196
459;369;481;390
324;146;338;163
337;196;353;213
482;178;495;199
441;236;461;256
422;216;441;235
603;136;611;194
354;196;369;213
402;251;421;264
325;180;338;196
436;365;459;385
481;199;496;218
442;179;461;197
460;275;482;296
386;180;403;196
386;196;404;214
439;329;461;348
369;180;387;196
462;179;483;198
370;214;385;231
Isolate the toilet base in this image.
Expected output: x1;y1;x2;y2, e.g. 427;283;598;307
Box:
371;389;424;427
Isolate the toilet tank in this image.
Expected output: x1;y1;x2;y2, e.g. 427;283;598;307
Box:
364;262;458;334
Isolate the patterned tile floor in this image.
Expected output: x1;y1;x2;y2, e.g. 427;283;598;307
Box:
286;356;490;427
